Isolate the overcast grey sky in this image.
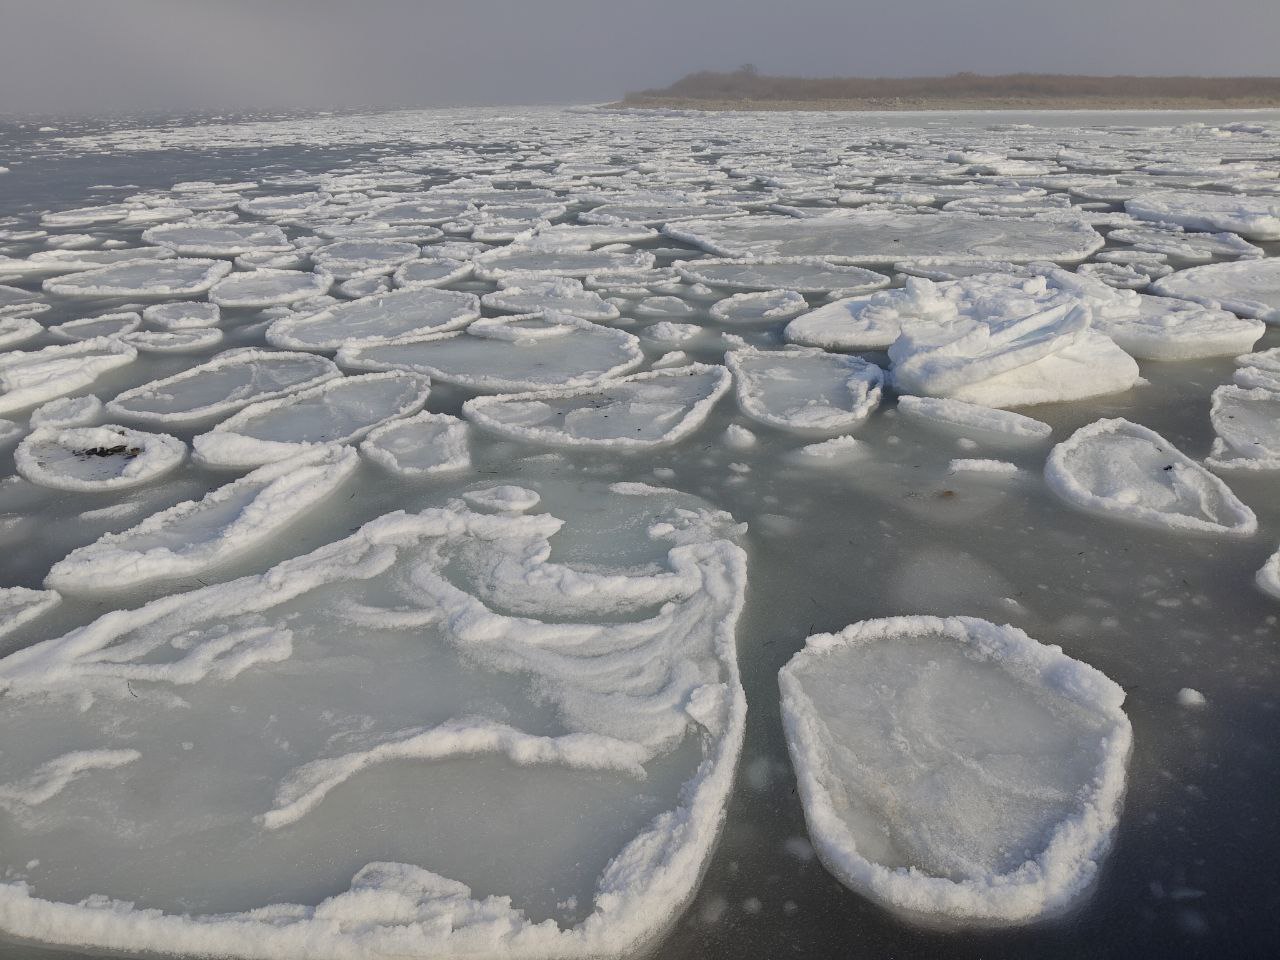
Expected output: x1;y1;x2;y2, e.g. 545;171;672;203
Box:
2;0;1278;114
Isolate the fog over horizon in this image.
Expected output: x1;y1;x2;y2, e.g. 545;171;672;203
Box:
1;0;1279;115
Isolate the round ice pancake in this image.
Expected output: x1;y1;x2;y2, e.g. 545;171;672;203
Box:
780;615;1131;922
16;424;185;492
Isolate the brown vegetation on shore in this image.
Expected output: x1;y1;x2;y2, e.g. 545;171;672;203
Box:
618;68;1280;111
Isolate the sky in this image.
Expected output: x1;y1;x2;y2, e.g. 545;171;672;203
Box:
1;0;1278;114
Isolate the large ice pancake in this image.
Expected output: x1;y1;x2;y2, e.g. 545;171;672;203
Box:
463;365;731;449
48;312;141;342
45;446;360;593
359;411;472;477
1046;418;1256;536
1148;259;1280;324
1206;385;1280;470
1105;225;1262;263
338;314;644;393
674;258;889;296
106;349;340;426
265;287;480;351
779;616;1131;922
393;257;474;289
0;338;137;415
193;372;430;469
1093;295;1265;361
0;481;748;960
471;248;655;281
1125;191;1280;241
141;222;290;256
665;211;1104;265
209;269;333;308
42;258;233;298
725;347;883;433
0;247;176;279
121;328;226;354
311;240;421;280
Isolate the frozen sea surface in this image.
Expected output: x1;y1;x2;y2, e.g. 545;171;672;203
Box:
0;105;1278;959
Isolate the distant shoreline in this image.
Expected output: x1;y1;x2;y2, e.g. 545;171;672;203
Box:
611;96;1280;113
617;70;1280;113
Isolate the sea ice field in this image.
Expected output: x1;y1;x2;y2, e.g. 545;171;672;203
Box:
0;105;1278;959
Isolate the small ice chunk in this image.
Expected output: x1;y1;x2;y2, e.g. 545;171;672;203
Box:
1176;688;1207;708
652;350;691;369
634;297;697;319
795;435;866;462
1046;418;1256;536
645;321;700;343
949;458;1019;474
780;615;1131;922
723;424;757;449
462;485;541;513
16;424;186;492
